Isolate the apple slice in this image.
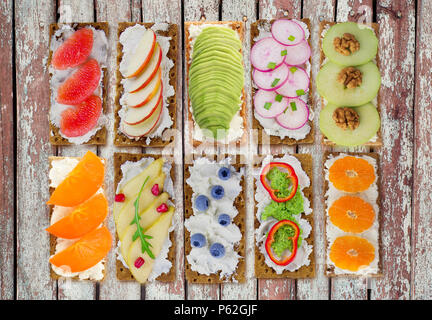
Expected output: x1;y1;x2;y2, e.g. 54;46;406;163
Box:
121;100;163;138
124;29;156;78
123;83;163;125
124;43;162;93
123;69;161;108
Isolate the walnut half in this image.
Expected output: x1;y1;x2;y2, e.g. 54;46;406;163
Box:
333;33;360;56
337;66;362;88
332;107;360;130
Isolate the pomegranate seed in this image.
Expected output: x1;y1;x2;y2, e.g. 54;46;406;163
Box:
134;257;145;268
157;203;168;213
151;184;160;196
115;193;125;202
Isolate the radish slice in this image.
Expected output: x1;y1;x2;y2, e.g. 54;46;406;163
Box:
251;37;286;72
276;97;309;130
253;64;289;91
271;19;305;46
254;89;288;119
275;66;309;98
284;40;311;66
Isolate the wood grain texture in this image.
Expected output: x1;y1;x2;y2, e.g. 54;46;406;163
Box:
411;0;432;300
15;0;57;300
0;0;15;301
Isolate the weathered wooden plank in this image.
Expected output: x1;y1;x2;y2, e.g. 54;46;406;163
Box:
141;0;185;300
410;0;432;300
95;0;142;300
220;0;257;301
370;0;415;300
0;0;15;301
15;0;57;300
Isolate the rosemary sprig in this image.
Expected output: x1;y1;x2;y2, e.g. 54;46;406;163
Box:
130;176;155;259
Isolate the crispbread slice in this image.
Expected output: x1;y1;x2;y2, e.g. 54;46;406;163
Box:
253;154;315;279
184;154;246;283
323;152;383;278
113;152;176;282
184;21;248;149
114;23;178;147
251;19;314;146
48;156;107;282
48;22;108;145
319;21;383;147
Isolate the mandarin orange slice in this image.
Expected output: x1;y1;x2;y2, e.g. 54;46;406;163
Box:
47;151;104;207
49;226;111;273
329;196;375;233
329;235;375;272
46;193;108;239
328;156;375;192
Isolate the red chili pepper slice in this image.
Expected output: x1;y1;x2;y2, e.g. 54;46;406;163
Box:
260;162;298;202
265;219;300;266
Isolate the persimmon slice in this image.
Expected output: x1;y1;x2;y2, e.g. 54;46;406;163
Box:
329;235;375;272
49;226;111;273
46;193;108;239
47;151;104;207
328;156;375;192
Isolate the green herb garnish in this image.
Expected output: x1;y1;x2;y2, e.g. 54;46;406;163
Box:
290;101;297;111
264;102;272;110
281;49;287;56
131;176;155;259
296;89;305;96
289;66;297;73
288;35;296;41
267;62;276;69
275;94;283;102
271;78;280;88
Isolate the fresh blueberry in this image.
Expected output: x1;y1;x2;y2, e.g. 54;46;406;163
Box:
209;243;226;258
218;167;231;180
218;214;231;226
195;195;209;211
211;185;225;200
191;233;206;248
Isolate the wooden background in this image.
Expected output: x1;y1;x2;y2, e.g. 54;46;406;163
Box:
0;0;430;300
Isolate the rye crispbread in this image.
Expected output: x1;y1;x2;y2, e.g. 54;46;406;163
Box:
253;154;315;279
113;152;176;282
319;21;383;147
48;23;109;146
323;152;383;277
251;19;314;146
184;21;248;150
48;155;108;282
184;154;246;283
114;23;178;148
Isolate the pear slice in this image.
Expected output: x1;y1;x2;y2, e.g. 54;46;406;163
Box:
116;172;166;238
127;206;175;284
120;192;169;259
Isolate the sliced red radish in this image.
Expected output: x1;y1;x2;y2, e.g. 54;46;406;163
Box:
123;43;162;93
124;29;156;78
276;97;309;130
123;69;161;108
271;19;305;46
253;63;289;91
250;37;286;72
123;83;163;125
275;65;309;98
284;40;311;66
254;89;288;119
122;101;163;138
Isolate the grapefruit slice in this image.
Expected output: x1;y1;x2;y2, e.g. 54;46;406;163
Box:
47;151;104;207
46;193;108;239
52;28;94;70
123;83;163;125
56;58;101;105
60;95;102;138
123;69;161;108
49;226;111;273
329;195;375;233
329;235;375;272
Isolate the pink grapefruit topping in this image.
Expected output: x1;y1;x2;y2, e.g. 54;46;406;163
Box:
56;58;101;105
52;28;94;70
60;95;102;138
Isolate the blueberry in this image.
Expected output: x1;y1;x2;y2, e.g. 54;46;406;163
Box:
211;185;225;200
218;167;231;180
195;195;209;211
210;243;226;258
191;233;206;248
218;214;231;226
